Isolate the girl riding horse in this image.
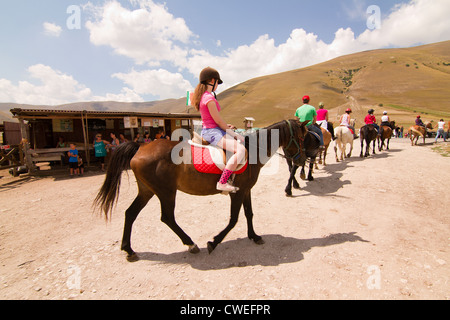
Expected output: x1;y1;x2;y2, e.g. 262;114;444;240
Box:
191;67;246;193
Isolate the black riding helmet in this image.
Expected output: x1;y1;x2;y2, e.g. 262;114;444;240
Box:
200;67;223;86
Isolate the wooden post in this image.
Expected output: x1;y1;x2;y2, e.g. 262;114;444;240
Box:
81;111;90;167
19;118;35;172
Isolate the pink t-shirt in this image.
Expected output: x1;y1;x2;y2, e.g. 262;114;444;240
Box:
317;109;328;121
199;92;221;129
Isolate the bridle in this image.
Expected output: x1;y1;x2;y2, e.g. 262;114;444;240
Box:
282;120;306;165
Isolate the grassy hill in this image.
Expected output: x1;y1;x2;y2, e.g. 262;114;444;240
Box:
1;41;449;130
218;40;450;129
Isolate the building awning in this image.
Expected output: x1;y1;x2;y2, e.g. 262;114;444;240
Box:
10;108;201;120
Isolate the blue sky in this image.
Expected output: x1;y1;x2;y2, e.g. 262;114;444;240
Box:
1;0;449;105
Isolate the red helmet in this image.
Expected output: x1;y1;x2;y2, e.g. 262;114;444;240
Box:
302;95;310;102
346;108;352;113
417;115;421;118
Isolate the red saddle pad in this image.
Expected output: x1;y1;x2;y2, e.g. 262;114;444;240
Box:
191;145;248;175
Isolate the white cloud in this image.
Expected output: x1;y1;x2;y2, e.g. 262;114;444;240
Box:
0;64;143;105
3;0;450;105
99;87;145;102
43;22;62;37
0;64;92;105
112;69;192;100
357;0;450;48
85;0;193;67
187;0;450;90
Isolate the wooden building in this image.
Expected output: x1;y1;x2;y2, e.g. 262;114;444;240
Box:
10;108;200;172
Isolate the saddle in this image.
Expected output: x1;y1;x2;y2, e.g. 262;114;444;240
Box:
364;124;378;133
309;131;322;142
188;132;248;175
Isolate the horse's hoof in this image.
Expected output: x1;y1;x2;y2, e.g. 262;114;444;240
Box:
254;238;265;245
207;241;216;254
188;244;200;254
308;176;314;182
285;189;292;197
126;253;139;263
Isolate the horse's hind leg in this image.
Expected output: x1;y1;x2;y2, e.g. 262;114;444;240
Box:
307;159;315;181
159;193;199;254
121;191;153;261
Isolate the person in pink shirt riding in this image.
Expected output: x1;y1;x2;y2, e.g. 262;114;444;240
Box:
316;102;335;140
191;67;246;193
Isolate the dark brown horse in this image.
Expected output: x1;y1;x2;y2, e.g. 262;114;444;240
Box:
94;120;308;261
284;128;321;197
360;125;378;157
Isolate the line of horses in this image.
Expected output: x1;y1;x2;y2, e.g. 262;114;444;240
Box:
284;120;395;196
93;119;403;260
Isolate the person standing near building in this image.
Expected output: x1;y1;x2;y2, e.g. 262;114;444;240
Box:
93;134;110;172
68;143;79;177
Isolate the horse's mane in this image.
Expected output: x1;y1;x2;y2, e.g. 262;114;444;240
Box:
261;119;303;147
243;119;303;161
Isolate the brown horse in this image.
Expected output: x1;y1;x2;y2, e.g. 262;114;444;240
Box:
94;119;308;261
315;127;332;169
378;122;394;151
408;125;426;146
360;124;378;157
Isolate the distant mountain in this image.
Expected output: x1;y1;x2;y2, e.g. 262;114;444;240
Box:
0;98;189;121
2;41;449;128
217;40;450;128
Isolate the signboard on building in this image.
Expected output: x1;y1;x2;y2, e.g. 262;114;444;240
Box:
124;117;138;128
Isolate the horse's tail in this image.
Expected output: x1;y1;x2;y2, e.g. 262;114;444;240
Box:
410;126;423;137
94;142;140;220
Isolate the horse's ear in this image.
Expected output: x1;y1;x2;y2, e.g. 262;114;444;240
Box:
299;120;309;128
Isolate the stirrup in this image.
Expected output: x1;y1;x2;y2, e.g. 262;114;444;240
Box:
217;182;239;194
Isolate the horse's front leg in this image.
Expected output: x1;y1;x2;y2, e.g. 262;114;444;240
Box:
207;192;245;254
372;139;377;155
243;190;264;245
285;164;299;196
307;158;315;181
360;139;364;157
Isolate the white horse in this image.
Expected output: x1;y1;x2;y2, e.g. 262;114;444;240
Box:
334;126;354;162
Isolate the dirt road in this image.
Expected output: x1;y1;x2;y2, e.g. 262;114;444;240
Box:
0;139;449;300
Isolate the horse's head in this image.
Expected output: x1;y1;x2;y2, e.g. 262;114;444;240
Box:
282;120;308;165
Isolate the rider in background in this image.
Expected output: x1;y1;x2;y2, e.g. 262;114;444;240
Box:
415;115;426;128
295;95;324;148
380;111;395;137
316;102;335;141
339;108;358;139
365;109;381;136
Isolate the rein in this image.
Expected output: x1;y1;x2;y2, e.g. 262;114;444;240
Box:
280;120;305;163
